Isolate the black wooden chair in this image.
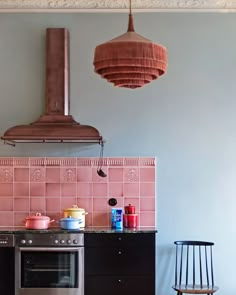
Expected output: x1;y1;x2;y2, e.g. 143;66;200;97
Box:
172;241;218;295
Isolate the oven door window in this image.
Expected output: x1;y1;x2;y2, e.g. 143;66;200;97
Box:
21;250;79;288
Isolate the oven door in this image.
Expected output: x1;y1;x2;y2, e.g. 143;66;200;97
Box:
15;247;84;295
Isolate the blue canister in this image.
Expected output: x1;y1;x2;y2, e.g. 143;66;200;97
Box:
111;208;123;229
60;216;82;230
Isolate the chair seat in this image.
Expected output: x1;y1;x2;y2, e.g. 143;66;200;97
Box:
172;284;219;294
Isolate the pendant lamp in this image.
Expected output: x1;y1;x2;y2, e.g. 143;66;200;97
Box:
93;0;167;89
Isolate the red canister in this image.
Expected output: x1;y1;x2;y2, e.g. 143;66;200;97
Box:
127;214;138;228
124;204;136;214
123;214;129;228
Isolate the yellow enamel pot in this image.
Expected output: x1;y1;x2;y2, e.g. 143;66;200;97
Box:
63;205;88;228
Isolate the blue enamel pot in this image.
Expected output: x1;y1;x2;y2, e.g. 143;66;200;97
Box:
60;216;83;230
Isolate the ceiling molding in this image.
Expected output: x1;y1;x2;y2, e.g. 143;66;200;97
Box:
0;0;236;12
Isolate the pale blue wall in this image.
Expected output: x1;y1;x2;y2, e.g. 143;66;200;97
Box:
0;12;235;295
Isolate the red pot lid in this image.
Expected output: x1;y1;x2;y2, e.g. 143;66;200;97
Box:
26;213;50;220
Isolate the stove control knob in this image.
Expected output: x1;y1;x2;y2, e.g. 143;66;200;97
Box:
60;240;65;244
67;240;72;244
54;240;59;244
28;240;32;244
21;240;26;244
73;239;78;244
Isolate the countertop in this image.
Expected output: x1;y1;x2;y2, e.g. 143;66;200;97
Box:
0;227;157;234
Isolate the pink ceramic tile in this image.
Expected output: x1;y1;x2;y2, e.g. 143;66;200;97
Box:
61;158;77;166
77;183;92;197
0;212;13;226
30;167;45;182
45;158;61;167
14;198;30;211
124;168;139;182
60;197;77;210
46;168;60;183
14;183;29;197
61;168;76;183
0;183;13;196
77;167;92;182
109;168;123;182
124;158;139;166
30;183;45;197
92;168;108;183
61;183;76;197
108;157;124;166
46;197;61;211
123;183;139;197
76;198;93;213
14;168;29;182
14;212;29;226
140;197;155;211
93;198;108;211
93;183;108;197
140;158;155;166
124;197;140;213
0;197;13;210
0;158;13;166
46;183;61;197
30;197;45;212
139;211;156;227
14;158;29;166
93;212;109;227
0;167;13;182
109;182;123;198
30;158;45;166
77;158;93;167
85;213;92;227
140;168;155;182
140;183;155;197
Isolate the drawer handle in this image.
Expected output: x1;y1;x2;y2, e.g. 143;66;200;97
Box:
118;251;122;255
117;237;122;241
117;279;122;283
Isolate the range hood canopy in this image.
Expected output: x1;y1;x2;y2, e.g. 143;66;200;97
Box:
1;28;103;146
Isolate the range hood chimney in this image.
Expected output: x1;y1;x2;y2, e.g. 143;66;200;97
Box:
1;28;103;145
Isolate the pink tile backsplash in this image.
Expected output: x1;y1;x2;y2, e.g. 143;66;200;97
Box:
0;157;156;228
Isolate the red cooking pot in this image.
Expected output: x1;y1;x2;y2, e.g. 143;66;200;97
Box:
25;213;55;229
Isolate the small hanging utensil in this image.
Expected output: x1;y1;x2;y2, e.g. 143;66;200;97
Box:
97;141;107;177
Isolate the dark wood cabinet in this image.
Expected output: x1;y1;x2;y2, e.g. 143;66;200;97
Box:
0;247;15;294
85;233;156;295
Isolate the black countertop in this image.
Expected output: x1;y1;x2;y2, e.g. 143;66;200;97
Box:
0;227;157;234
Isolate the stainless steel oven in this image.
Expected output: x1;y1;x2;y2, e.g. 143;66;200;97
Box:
15;233;84;295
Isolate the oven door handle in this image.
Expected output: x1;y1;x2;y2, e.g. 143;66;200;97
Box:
18;247;81;252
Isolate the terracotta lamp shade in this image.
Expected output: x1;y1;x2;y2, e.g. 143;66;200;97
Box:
93;14;167;89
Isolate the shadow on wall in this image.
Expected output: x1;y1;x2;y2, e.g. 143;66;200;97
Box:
156;244;175;295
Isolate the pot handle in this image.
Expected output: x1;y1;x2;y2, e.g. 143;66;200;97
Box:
82;212;88;216
49;219;55;224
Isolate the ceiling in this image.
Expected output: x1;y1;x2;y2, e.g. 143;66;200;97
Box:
0;0;235;12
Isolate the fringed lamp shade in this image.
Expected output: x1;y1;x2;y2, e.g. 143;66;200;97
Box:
93;13;167;89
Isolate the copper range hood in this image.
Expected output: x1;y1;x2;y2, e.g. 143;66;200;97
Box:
1;28;103;146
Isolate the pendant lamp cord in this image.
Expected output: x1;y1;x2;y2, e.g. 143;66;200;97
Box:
127;0;135;32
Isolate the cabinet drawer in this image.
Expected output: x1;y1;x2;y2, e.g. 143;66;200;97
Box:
85;246;155;275
85;276;155;295
85;233;155;247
